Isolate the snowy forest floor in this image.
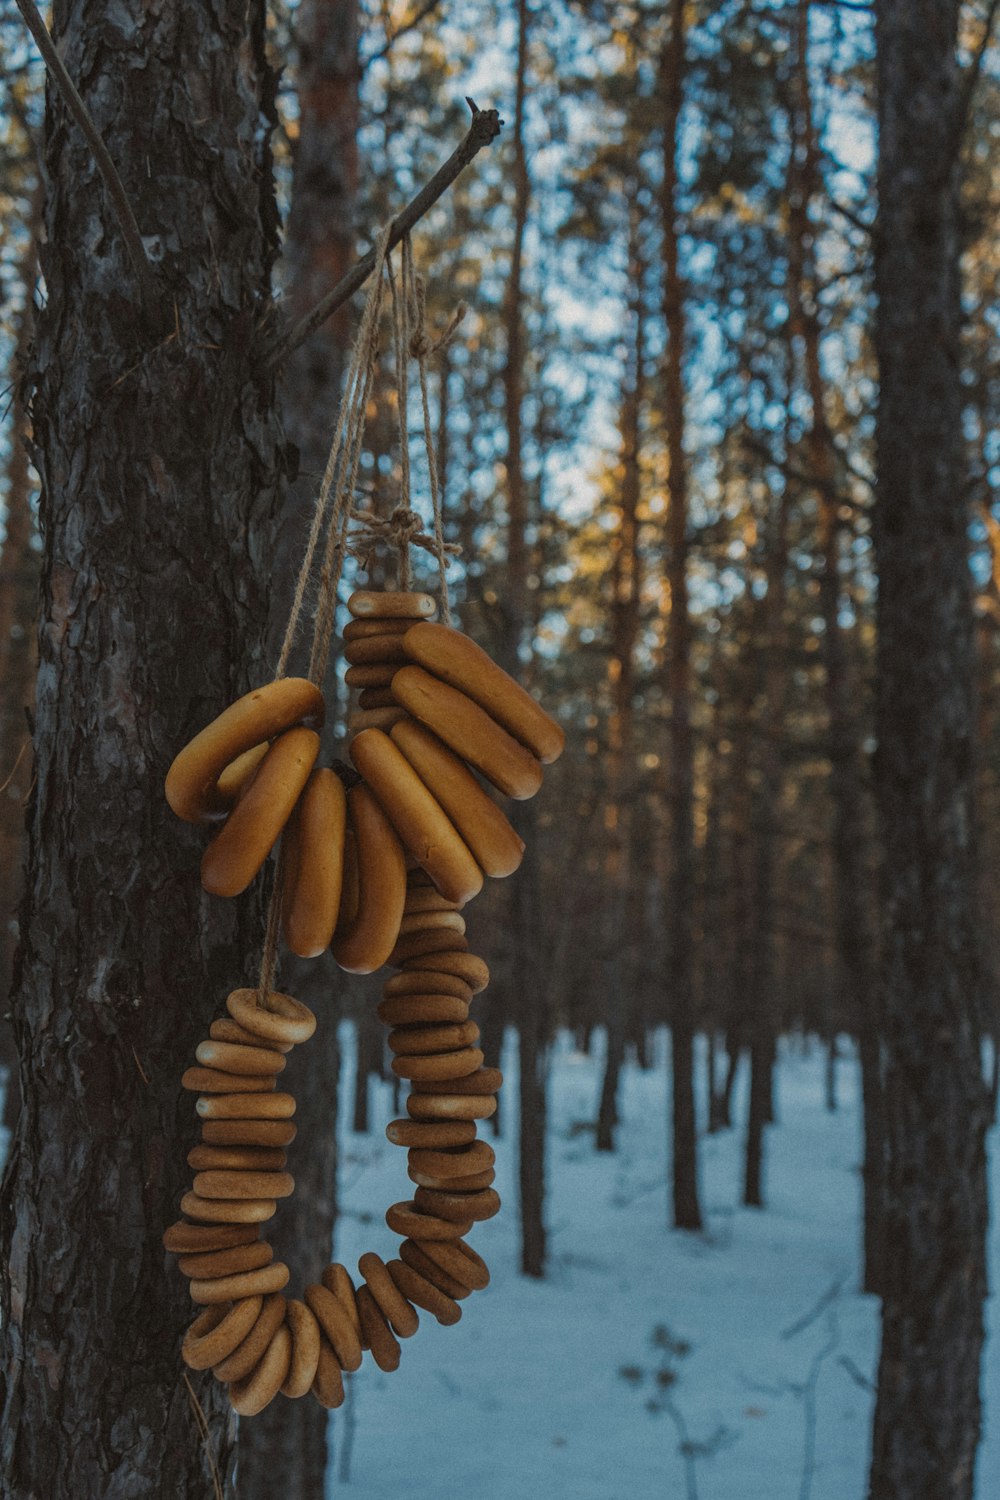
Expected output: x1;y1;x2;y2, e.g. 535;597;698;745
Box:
329;1026;1000;1500
1;1029;996;1499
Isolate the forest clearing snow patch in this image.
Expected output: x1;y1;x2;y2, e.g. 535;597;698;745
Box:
332;1027;998;1500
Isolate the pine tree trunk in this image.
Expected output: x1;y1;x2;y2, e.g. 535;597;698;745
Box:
788;0;883;1292
0;208;40;1112
502;0;547;1279
596;183;644;1155
661;0;701;1233
239;5;358;1487
0;4;283;1494
868;3;989;1494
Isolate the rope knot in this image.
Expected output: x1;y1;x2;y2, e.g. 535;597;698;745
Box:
389;506;424;542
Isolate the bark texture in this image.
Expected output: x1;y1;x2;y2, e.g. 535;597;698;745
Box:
239;8;358;1493
0;2;283;1494
660;0;701;1232
868;3;989;1495
0;211;40;1087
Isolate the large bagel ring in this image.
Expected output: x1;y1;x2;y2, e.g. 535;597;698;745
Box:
165;678;325;823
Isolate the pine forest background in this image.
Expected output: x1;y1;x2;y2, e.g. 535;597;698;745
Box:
0;1;998;1497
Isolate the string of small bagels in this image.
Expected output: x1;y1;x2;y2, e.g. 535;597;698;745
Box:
161;229;564;1415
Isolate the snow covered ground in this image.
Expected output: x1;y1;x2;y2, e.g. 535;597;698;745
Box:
0;1027;995;1497
331;1026;1000;1500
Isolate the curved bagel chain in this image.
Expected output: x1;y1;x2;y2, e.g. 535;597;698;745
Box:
163;589;563;1413
163;589;563;973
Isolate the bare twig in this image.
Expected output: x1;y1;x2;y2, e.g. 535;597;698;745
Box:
181;1373;225;1500
263;100;503;375
781;1277;844;1341
955;0;1000;145
13;0;160;324
365;0;445;67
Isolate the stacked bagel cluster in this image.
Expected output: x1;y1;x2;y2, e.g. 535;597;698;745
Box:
163;587;563;1414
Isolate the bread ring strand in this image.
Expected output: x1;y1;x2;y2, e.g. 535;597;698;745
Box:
391;666;543;800
350;729;483;905
390;719;525;879
165;677;324;823
331;783;407;974
281;767;347;957
201;727;320;897
401;621;565;764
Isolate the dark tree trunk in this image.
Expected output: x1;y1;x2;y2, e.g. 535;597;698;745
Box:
743;441;790;1209
596;181;644;1155
788;0;884;1292
0;3;283;1495
868;3;989;1496
660;0;701;1233
352;1005;382;1135
501;0;547;1279
238;11;359;1492
0;208;41;1116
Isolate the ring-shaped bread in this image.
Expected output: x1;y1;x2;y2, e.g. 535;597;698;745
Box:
201;727;320;897
331;784;407;974
165;678;324;824
281;767;348;958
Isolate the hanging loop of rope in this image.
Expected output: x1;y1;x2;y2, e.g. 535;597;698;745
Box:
258;229;463;1001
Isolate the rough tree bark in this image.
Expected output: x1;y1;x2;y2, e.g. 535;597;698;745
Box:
660;0;702;1231
0;2;284;1495
868;2;990;1495
238;4;359;1494
0;207;40;1094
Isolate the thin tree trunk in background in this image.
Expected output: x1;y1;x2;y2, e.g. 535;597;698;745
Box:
788;0;884;1292
501;0;547;1278
352;1005;382;1134
239;7;358;1490
702;697;727;1133
0;206;40;1116
868;3;989;1494
661;0;701;1233
597;184;644;1153
742;480;789;1208
0;3;282;1493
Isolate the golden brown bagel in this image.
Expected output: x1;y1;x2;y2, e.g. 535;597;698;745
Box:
226;988;316;1045
391;667;542;800
200;727;320;897
165;678;324;823
349;729;483;905
281;767;347;958
216;743;269;804
229;1321;292;1416
343;617;413;641
344;634;411;666
331;784;407;974
347;706;408;736
281;1299;322;1399
390;719;525;878
402;622;565;764
348;589;436;619
402;950;490;993
345;663;397;689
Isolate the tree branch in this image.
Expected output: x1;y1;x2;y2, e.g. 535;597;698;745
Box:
955;0;1000;146
364;0;445;68
262;100;503;375
14;0;160;325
